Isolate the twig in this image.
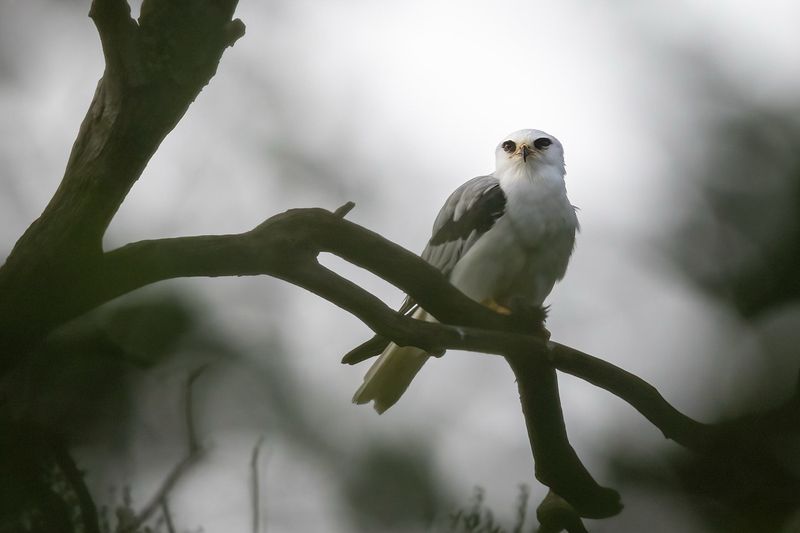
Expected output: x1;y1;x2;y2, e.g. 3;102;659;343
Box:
161;500;176;533
251;435;267;533
184;365;207;454
333;201;356;218
120;365;208;533
342;334;389;364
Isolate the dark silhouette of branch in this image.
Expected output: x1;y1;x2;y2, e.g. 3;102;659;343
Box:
98;207;537;337
0;0;245;370
507;349;621;519
84;201;798;521
95;205;621;518
10;189;800;524
88;0;142;84
2;0;798;529
548;343;716;451
548;343;800;454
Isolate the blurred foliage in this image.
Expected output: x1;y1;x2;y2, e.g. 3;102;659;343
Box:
605;86;800;531
0;424;82;533
1;293;201;443
0;286;453;533
342;441;448;532
445;486;531;533
97;486;202;533
673;103;800;318
0;291;210;533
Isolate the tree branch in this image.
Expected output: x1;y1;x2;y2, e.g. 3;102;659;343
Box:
99;207;542;335
96;207;618;518
0;0;245;368
1;0;793;528
507;349;622;518
549;342;800;453
9;196;796;522
90;202;799;520
88;0;142;84
548;343;717;451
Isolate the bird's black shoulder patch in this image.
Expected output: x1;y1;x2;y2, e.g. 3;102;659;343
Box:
429;184;506;245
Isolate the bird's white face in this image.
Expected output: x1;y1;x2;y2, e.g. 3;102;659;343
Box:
494;129;564;175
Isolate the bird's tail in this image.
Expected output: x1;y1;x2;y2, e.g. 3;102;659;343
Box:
352;308;431;414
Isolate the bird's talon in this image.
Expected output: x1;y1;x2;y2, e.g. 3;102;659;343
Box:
483;299;513;315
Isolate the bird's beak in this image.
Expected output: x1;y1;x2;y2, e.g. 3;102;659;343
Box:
521;145;531;162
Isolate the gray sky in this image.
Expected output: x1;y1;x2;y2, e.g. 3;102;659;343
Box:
3;1;800;531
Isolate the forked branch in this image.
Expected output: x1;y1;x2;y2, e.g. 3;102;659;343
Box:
0;0;246;368
3;0;798;529
94;202;794;523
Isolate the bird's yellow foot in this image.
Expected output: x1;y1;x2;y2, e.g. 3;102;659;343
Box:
482;299;512;315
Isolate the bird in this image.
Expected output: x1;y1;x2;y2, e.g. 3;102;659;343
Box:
352;129;579;414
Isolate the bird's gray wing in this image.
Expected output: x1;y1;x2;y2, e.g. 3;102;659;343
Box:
398;175;506;315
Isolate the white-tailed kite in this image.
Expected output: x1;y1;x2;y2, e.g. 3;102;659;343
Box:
353;129;579;413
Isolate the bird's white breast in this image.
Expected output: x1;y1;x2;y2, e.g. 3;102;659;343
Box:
448;165;577;307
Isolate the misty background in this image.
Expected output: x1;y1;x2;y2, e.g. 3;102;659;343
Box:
2;1;800;531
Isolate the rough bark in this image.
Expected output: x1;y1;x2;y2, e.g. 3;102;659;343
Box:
0;0;244;371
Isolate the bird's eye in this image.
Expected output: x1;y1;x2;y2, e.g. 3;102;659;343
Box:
502;140;516;153
534;137;552;149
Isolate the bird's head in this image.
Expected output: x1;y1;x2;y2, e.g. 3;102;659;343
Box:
494;129;564;175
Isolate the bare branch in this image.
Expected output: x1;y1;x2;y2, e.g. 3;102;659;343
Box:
342;334;390;364
26;202;791;519
88;0;142;84
507;349;622;519
99;208;541;336
0;0;792;529
548;342;716;451
333;201;356;218
0;0;246;366
94;208;619;516
549;342;800;453
101;235;534;358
